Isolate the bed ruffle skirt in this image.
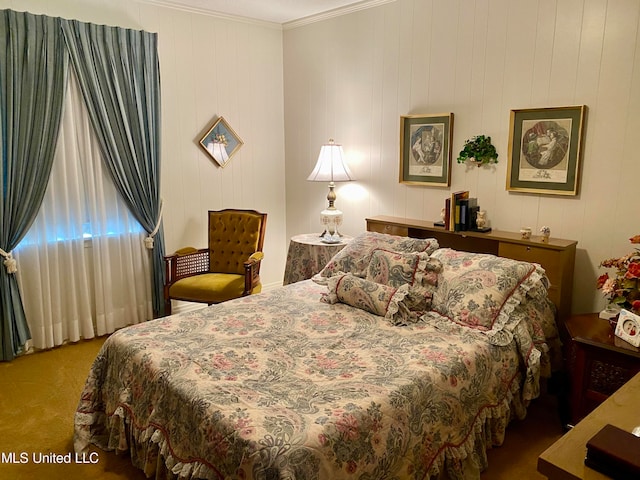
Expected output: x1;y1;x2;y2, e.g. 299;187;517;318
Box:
74;373;528;480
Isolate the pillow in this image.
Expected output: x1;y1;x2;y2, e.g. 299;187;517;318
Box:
321;273;414;326
365;248;442;314
313;231;439;284
366;248;426;287
430;248;537;332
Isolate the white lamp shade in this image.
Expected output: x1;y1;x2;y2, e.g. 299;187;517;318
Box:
307;141;354;182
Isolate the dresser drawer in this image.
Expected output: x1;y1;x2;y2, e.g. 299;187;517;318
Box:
367;221;409;237
498;242;562;284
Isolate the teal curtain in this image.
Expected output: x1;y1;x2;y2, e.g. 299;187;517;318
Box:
0;10;67;360
61;20;166;317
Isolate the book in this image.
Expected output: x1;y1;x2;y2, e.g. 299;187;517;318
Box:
585;424;640;480
467;198;477;227
459;199;467;231
459;197;477;231
444;198;451;230
468;205;480;230
449;191;469;232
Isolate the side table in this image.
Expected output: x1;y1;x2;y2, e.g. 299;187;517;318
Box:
564;312;640;425
283;233;352;285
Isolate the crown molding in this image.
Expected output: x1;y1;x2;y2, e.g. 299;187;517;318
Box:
283;0;397;30
140;0;395;30
139;0;283;29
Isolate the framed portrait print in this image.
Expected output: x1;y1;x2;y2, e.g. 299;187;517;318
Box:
506;105;587;195
399;113;453;186
199;116;244;167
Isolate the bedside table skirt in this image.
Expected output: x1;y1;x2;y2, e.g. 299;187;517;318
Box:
283;233;351;285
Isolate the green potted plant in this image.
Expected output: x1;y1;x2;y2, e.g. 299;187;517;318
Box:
457;135;498;166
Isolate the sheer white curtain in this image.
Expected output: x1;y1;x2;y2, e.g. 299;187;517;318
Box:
14;70;152;350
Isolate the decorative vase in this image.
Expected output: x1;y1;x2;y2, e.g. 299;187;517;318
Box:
520;227;532;240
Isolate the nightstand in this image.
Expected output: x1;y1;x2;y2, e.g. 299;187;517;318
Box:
565;313;640;425
282;233;352;285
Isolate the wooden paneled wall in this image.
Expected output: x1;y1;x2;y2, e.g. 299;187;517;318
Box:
284;0;640;314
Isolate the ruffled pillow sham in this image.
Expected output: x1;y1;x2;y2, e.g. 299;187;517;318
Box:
313;231;439;285
365;248;442;314
430;248;540;333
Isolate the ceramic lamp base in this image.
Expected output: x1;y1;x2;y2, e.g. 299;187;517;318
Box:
319;207;343;237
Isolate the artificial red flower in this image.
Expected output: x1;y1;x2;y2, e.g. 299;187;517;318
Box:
596;273;609;289
626;262;640;279
596;234;640;314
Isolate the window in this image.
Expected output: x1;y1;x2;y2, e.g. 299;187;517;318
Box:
14;70;152;350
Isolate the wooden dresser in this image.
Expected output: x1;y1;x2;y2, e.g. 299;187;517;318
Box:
366;215;578;321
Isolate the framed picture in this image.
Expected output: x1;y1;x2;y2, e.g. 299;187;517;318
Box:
506;105;587;195
199;116;244;167
615;309;640;347
399;113;453;186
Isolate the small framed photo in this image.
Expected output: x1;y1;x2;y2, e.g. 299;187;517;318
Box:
199;116;243;167
399;113;453;187
615;309;640;347
506;105;587;195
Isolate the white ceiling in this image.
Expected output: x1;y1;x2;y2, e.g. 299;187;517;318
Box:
153;0;368;24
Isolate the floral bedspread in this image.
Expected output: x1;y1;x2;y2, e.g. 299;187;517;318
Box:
74;280;556;480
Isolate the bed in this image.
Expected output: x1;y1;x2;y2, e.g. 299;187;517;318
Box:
74;232;562;480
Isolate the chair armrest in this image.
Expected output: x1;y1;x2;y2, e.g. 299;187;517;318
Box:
164;247;209;286
243;251;264;294
247;252;264;263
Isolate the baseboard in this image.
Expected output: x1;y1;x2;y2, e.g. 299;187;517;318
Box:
170;281;284;315
262;280;284;291
170;300;207;314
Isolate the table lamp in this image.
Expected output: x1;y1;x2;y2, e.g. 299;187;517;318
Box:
307;139;354;242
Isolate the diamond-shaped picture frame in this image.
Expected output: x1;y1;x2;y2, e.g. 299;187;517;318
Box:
199;116;243;167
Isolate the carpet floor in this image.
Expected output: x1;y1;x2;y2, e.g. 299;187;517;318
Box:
0;336;564;480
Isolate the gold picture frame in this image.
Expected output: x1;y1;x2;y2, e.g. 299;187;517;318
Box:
506;105;587;195
199;116;244;168
399;113;453;187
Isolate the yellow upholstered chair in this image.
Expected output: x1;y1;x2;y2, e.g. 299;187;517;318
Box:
163;209;267;315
